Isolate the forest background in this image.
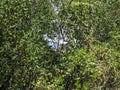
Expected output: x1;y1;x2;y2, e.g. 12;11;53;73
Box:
0;0;120;89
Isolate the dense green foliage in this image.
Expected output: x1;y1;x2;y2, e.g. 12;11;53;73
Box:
0;0;120;90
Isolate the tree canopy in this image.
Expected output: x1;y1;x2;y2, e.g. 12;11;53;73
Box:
0;0;120;89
